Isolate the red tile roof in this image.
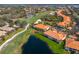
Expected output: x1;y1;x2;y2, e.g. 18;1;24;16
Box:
44;29;67;41
57;10;71;27
66;38;79;50
34;24;50;31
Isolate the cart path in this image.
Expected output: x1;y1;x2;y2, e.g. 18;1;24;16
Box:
0;24;30;51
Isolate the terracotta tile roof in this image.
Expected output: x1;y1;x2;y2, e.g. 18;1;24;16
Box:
34;24;50;31
44;29;67;41
57;10;71;27
66;38;79;50
58;22;66;27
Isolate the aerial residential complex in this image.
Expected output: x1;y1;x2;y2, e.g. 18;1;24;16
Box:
0;5;79;54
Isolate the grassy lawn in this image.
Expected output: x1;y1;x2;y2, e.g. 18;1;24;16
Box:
14;11;49;25
0;28;69;54
0;28;33;54
16;11;49;24
0;12;50;54
33;33;69;54
16;11;49;25
0;28;24;46
26;12;49;24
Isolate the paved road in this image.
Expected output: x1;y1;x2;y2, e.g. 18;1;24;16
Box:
0;24;30;51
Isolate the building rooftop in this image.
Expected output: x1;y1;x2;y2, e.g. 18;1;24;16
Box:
66;38;79;50
33;24;50;31
76;32;79;35
0;26;15;32
44;29;67;41
57;10;71;27
0;31;7;37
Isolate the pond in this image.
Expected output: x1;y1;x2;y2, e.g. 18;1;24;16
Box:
22;35;53;54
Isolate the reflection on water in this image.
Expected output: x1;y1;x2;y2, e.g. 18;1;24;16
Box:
22;35;53;54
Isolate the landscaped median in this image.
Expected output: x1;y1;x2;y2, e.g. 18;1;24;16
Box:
33;33;69;54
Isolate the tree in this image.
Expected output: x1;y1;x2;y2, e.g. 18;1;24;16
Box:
15;19;27;28
0;19;6;27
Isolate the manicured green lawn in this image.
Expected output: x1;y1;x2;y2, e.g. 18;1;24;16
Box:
33;33;69;54
0;28;69;54
0;28;33;54
26;12;49;24
0;11;50;54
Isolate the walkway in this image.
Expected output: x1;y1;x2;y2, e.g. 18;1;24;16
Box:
0;24;30;51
